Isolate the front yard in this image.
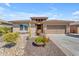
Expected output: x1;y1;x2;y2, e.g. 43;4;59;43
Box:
0;33;66;56
0;34;27;56
1;33;79;56
1;27;79;56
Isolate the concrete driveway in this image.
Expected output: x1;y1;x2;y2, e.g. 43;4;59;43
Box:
47;34;79;56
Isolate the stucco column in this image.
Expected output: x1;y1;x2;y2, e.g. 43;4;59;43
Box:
31;24;36;37
66;24;70;34
77;26;79;34
43;24;47;34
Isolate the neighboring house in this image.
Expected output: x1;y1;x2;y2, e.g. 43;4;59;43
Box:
9;17;77;35
9;20;29;33
0;19;13;27
0;19;13;32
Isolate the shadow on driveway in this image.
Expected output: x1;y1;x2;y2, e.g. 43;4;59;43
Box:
66;34;79;38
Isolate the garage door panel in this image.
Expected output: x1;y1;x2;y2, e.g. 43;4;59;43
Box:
46;25;66;34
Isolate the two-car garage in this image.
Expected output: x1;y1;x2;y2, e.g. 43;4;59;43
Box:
46;25;66;34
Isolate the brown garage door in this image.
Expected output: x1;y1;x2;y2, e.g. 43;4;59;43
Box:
46;25;66;34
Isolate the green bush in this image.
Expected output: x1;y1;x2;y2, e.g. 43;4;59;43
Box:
35;36;44;43
3;32;19;43
0;27;11;35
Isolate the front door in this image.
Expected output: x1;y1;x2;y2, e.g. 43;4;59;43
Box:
36;24;43;35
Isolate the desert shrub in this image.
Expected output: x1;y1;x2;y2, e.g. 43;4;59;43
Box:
43;36;49;43
0;27;11;36
35;36;44;43
3;32;19;43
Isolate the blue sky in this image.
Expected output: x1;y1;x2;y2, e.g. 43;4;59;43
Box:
0;3;79;21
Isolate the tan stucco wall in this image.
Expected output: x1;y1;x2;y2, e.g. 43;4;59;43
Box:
12;23;69;34
77;27;79;34
31;28;36;33
43;24;47;34
66;25;70;34
13;25;67;34
13;27;20;32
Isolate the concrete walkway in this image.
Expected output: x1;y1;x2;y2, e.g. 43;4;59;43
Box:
47;34;79;56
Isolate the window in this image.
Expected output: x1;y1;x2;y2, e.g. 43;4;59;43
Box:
20;24;28;31
20;24;23;30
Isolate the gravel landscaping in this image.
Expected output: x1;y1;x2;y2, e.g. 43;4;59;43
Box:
24;37;66;56
0;34;67;56
0;34;27;56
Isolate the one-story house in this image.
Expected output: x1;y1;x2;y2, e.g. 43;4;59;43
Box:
8;17;79;35
0;19;12;27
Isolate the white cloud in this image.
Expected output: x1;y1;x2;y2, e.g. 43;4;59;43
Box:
5;12;48;20
1;11;63;21
0;6;62;21
2;12;62;21
0;7;5;11
73;11;79;15
0;7;5;13
49;7;57;11
5;3;11;7
72;11;79;20
1;4;79;21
